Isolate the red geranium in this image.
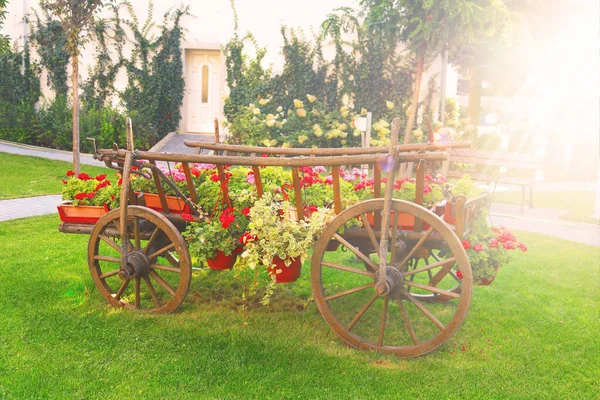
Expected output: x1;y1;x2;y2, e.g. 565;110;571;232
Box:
95;174;107;181
219;211;236;229
77;172;91;181
66;170;75;177
240;232;257;245
241;207;251;216
473;244;484;252
462;240;471;250
75;193;87;200
181;213;194;222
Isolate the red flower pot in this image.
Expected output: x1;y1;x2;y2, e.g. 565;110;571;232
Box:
268;257;302;283
57;203;109;224
206;250;237;270
363;211;428;230
443;202;474;225
477;266;499;286
138;192;191;214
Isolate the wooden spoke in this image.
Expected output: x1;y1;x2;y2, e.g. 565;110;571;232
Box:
360;213;379;251
115;278;129;301
99;235;122;254
429;259;457;287
94;255;121;264
135;277;141;309
333;233;378;271
397;227;434;271
143;276;161;308
151;263;181;274
347;294;378;331
163;252;181;269
403;291;445;330
404;281;461;299
147;243;176;261
149;270;176;297
324;282;375;301
402;257;457;277
142;227;160;254
99;269;120;279
321;261;374;278
396;297;419;344
378;295;389;348
133;217;141;250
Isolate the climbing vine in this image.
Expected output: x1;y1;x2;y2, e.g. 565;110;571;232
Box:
28;9;69;97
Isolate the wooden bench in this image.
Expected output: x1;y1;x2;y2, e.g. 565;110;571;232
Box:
440;148;544;209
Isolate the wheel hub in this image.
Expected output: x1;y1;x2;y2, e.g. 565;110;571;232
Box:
375;266;404;296
119;251;150;279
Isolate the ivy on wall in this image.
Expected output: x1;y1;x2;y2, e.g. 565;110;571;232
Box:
28;9;69;97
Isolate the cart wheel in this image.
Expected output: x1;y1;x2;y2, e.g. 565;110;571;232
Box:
311;199;472;357
88;206;192;313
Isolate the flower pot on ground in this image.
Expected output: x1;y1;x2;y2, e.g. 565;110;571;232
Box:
267;257;302;283
138;192;191;214
206;250;238;270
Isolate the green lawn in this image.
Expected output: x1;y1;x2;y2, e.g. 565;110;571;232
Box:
0;215;597;398
0;153;111;199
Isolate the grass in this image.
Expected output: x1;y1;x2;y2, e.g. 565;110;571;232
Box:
0;215;598;398
0;153;110;200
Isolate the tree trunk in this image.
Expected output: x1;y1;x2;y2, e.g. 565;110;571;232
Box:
467;67;482;126
72;54;80;173
403;54;425;145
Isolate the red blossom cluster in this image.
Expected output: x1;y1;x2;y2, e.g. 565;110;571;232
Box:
298;166;324;187
462;227;527;253
219;207;236;229
240;231;257;245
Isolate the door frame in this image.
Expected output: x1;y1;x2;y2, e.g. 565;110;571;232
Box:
181;44;226;134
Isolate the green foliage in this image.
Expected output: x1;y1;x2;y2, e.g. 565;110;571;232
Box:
0;46;41;143
184;207;250;263
476;132;502;151
81;6;126;108
0;0;9;54
28;10;69;96
447;174;484;198
121;2;190;139
60;170;114;206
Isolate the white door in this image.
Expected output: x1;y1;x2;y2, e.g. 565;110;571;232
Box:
187;50;221;133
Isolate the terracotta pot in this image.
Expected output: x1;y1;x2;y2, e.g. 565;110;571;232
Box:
325;240;340;251
138;192;191;214
206;250;237;270
364;211;426;230
443;202;474;225
268;257;302;283
57;203;109;224
477;266;499;286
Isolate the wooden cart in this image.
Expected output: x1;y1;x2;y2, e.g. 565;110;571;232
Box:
60;118;488;357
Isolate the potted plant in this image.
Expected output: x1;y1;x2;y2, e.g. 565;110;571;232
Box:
58;170;115;224
443;174;484;224
456;212;527;285
353;174;445;229
239;193;334;283
183;206;250;270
